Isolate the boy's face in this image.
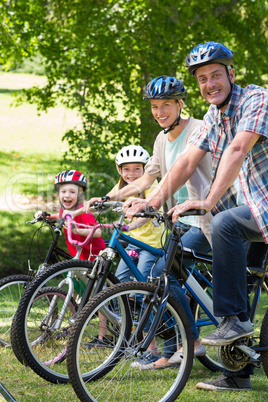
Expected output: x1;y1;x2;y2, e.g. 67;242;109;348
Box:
119;163;144;183
59;183;79;210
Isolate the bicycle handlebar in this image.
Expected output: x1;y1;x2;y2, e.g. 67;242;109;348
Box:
63;205;206;247
26;211;56;226
135;207;206;219
64;214;116;247
89;200;123;211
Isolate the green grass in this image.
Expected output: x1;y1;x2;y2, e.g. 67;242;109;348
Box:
0;72;87;197
0;337;267;401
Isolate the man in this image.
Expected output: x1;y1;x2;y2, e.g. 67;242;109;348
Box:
125;41;268;391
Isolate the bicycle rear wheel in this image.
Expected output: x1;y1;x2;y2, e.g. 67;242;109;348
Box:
67;281;194;402
0;274;31;347
10;260;119;384
260;308;268;377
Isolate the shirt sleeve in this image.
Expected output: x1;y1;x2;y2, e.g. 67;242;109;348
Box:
236;87;268;139
145;132;162;177
192;112;213;152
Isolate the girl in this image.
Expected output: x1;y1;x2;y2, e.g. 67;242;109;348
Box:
86;145;165;356
54;169;105;260
109;145;165;286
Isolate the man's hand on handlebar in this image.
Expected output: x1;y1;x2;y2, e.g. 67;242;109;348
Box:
168;200;208;222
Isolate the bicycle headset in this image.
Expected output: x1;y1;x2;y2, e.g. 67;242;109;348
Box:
144;76;187;134
185;41;235;109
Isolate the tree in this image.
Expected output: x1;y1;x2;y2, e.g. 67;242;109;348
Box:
0;0;267;191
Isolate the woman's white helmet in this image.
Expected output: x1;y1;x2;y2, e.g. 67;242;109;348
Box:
116;145;150;167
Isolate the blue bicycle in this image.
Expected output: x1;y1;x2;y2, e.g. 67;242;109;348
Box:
11;202;220;387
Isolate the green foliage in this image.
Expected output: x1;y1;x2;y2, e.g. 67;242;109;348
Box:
0;0;267;173
0;211;68;278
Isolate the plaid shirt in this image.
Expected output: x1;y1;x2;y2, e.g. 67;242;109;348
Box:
193;84;268;243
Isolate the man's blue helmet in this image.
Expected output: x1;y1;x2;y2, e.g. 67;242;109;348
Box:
144;76;187;101
186;41;234;76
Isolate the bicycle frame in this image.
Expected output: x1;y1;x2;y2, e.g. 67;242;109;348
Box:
45;204;217;337
27;215;72;278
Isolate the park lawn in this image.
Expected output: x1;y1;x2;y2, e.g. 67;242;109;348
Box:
0;72;83;198
0;345;267;402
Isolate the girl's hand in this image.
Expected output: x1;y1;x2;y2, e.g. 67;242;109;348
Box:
62;210;75;220
85;198;102;212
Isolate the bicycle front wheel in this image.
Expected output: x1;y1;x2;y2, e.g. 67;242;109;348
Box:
0;274;31;347
67;281;194;402
10;259;119;384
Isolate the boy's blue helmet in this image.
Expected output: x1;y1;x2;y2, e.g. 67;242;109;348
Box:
144;76;187;101
186;41;234;76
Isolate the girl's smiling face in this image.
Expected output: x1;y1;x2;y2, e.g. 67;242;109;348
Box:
59;183;79;210
119;163;144;184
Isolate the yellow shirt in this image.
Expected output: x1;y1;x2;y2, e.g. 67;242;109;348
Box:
111;180;165;249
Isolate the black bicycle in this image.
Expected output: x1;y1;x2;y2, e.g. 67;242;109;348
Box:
0;212;71;347
66;209;268;402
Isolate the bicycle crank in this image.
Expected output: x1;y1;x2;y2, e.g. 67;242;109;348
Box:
218;337;261;371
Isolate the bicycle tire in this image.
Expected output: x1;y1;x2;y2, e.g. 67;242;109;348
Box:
67;281;194;402
10;259;119;384
0;274;31;347
260;308;268;377
10;284;76;366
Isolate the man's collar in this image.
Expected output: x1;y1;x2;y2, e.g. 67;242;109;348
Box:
221;84;241;117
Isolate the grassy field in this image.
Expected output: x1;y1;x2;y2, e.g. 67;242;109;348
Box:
0;72;267;401
0;72;82;201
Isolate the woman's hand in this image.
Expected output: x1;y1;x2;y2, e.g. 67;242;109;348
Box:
122;197;149;220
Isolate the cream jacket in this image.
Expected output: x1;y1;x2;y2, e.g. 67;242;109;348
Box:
145;118;212;244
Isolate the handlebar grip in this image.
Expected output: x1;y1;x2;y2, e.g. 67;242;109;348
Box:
179;209;206;217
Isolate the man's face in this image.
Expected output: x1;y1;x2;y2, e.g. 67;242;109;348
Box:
195;63;235;109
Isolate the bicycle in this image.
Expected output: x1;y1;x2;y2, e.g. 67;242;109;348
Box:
0;212;71;348
66;208;268;402
10;202;148;384
11;201;222;386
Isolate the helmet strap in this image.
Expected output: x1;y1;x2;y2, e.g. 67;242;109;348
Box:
163;113;181;134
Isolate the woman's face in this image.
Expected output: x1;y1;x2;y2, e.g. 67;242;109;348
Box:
150;99;181;128
59;183;79;210
119;163;144;184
